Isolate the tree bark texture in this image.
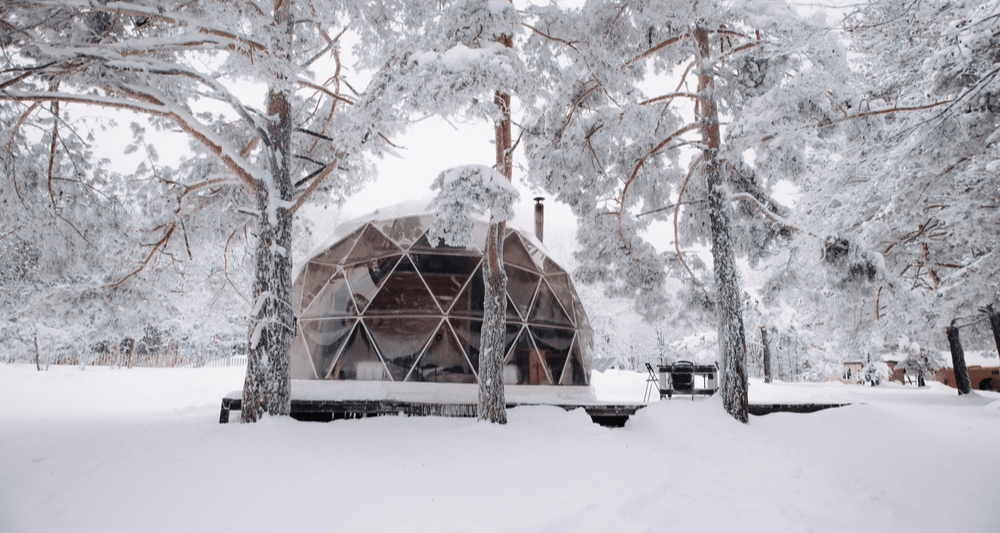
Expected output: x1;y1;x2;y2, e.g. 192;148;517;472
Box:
985;304;1000;359
479;221;509;424
242;0;295;422
761;327;772;384
476;19;514;424
34;334;41;371
946;320;972;395
694;25;749;423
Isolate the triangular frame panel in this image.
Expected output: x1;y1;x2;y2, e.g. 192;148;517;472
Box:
375;215;434;248
365;255;442;315
300;318;356;380
311;226;364;266
406;319;477;383
343;255;401;314
545;273;578;327
343;223;402;265
505;265;540;320
327;321;389;380
502;233;540;273
411;253;481;313
528;279;575;328
302;268;358;318
448;265;485;317
365;316;439;382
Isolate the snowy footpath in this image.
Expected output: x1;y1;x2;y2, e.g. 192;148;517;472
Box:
1;364;998;533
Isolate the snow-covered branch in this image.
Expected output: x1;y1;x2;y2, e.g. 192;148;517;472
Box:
427;165;519;248
10;0;267;52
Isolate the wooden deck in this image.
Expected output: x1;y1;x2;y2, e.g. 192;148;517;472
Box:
219;397;645;427
219;398;851;426
747;403;852;416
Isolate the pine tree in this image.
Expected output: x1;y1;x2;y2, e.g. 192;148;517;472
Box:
1;0;400;421
358;0;534;423
521;1;848;422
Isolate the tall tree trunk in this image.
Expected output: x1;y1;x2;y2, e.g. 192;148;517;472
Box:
694;25;749;423
478;28;514;425
34;334;42;371
985;304;1000;359
761;326;772;384
480;221;508;424
242;0;295;422
946;319;972;395
126;338;137;369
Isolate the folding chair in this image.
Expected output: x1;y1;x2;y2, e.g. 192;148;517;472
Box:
644;363;661;402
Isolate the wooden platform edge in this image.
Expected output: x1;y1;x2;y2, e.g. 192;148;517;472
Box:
748;403;851;416
219;397;646;427
219;398;853;425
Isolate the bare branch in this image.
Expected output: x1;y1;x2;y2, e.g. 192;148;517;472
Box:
624;33;691;68
289;156;340;215
638;92;703;106
813;99;955;128
104;221;176;290
297;78;354;106
46;99;59;209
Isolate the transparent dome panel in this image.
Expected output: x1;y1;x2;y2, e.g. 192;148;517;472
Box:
292;269;305;314
502;233;540;272
408;321;476;383
448;265;485;317
366;256;442;315
301;318;355;379
575;327;595;375
343;255;399;313
365;316;439;381
376;215;433;248
343;224;402;265
504;265;540;320
521;240;549;272
411;253;480;311
529;326;574;385
449;319;520;374
542;256;566;275
301;269;357;318
545;273;578;325
311;226;364;266
574;299;592;332
410;229;481;256
560;338;589;386
528;280;574;328
299;263;337;314
503;327;547;385
330;323;384;380
506;294;521;322
289;324;316;379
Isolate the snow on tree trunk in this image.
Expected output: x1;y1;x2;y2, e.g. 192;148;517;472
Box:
480;221;509;424
695;26;749;423
242;0;295;423
945;320;972;396
985;304;1000;359
34;334;41;372
478;49;514;424
761;327;772;384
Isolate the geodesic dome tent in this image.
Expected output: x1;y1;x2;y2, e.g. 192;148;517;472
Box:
289;207;593;387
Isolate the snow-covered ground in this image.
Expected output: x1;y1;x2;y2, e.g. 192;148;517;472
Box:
2;364;998;532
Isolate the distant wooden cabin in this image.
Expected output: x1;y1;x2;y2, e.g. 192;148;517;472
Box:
881;353;1000;391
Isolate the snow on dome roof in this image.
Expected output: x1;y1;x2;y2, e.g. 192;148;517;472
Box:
302;201;556;269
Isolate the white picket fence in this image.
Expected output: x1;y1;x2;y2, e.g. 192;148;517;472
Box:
178;355;248;369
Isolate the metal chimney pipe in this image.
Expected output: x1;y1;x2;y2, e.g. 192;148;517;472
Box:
533;197;544;243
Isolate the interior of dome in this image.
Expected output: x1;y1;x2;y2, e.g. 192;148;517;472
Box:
289;211;594;387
